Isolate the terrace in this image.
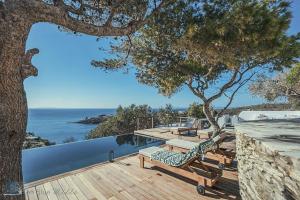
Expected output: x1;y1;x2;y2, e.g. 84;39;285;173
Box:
25;116;240;200
23;114;300;200
25;154;240;200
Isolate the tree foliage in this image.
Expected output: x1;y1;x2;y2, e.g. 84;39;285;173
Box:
187;103;205;119
87;104;180;139
94;0;300;134
87;104;153;139
156;104;179;126
250;64;300;108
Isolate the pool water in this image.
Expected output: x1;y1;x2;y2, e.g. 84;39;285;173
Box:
22;134;164;183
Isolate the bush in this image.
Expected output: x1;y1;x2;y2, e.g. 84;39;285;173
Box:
156;104;179;126
86;104;153;139
187;103;205;119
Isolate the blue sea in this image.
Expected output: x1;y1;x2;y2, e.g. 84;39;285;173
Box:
27;109;116;144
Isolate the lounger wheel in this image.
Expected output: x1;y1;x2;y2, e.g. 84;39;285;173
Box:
218;163;225;169
196;185;205;195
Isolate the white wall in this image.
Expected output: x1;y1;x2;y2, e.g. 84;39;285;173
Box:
239;111;300;121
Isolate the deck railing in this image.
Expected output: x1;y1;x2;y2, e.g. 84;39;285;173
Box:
136;117;156;130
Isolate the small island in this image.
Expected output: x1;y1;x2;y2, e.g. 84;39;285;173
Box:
74;114;112;124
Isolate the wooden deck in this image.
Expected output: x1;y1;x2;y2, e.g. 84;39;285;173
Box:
25;155;240;200
134;128;207;142
134;128;236;151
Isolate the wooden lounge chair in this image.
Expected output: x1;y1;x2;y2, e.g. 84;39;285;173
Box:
166;135;235;169
167;118;199;135
138;135;224;195
197;127;214;139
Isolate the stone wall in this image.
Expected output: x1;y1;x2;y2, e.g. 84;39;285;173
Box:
236;131;300;200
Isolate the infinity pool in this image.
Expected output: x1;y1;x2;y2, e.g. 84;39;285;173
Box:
22;134;164;183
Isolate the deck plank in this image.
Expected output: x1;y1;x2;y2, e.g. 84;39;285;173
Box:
25;187;39;200
99;165;156;200
64;176;88;200
57;178;78;200
35;185;49;200
83;171;116;199
95;167;153;200
25;155;240;200
108;162;177;200
109;161;206;200
88;170;137;200
109;163;181;200
43;182;59;200
70;174;99;200
77;173;107;200
110;158;204;200
50;180;69;200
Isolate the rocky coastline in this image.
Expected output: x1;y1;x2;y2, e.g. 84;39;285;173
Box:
23;132;56;149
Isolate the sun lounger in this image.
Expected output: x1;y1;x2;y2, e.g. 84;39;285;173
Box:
139;135;224;195
197;127;214;138
170;126;198;135
160;118;199;135
166;137;235;169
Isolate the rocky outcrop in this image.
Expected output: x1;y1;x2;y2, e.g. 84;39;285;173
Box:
23;133;56;149
236;121;300;200
74;114;111;124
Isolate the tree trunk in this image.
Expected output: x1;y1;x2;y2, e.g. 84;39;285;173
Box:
0;14;34;200
202;103;221;137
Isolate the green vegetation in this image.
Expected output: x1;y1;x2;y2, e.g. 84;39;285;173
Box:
87;104;185;139
87;102;291;139
187;103;205;119
286;63;300;85
156;104;179;127
87;104;154;139
94;0;300;136
250;64;300;109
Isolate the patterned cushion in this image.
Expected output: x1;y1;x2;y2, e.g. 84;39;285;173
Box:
139;146;165;157
150;139;215;167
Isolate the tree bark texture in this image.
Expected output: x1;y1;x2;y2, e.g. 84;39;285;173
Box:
0;9;35;199
202;103;221;137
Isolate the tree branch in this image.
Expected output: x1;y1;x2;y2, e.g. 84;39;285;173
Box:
21;48;39;79
207;69;239;102
28;0;167;37
216;72;257;119
186;78;207;102
203;66;214;78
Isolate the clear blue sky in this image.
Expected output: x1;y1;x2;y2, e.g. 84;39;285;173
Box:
25;1;300;109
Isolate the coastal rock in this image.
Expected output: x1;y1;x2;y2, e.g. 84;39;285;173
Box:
23;133;56;149
75;114;111;124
